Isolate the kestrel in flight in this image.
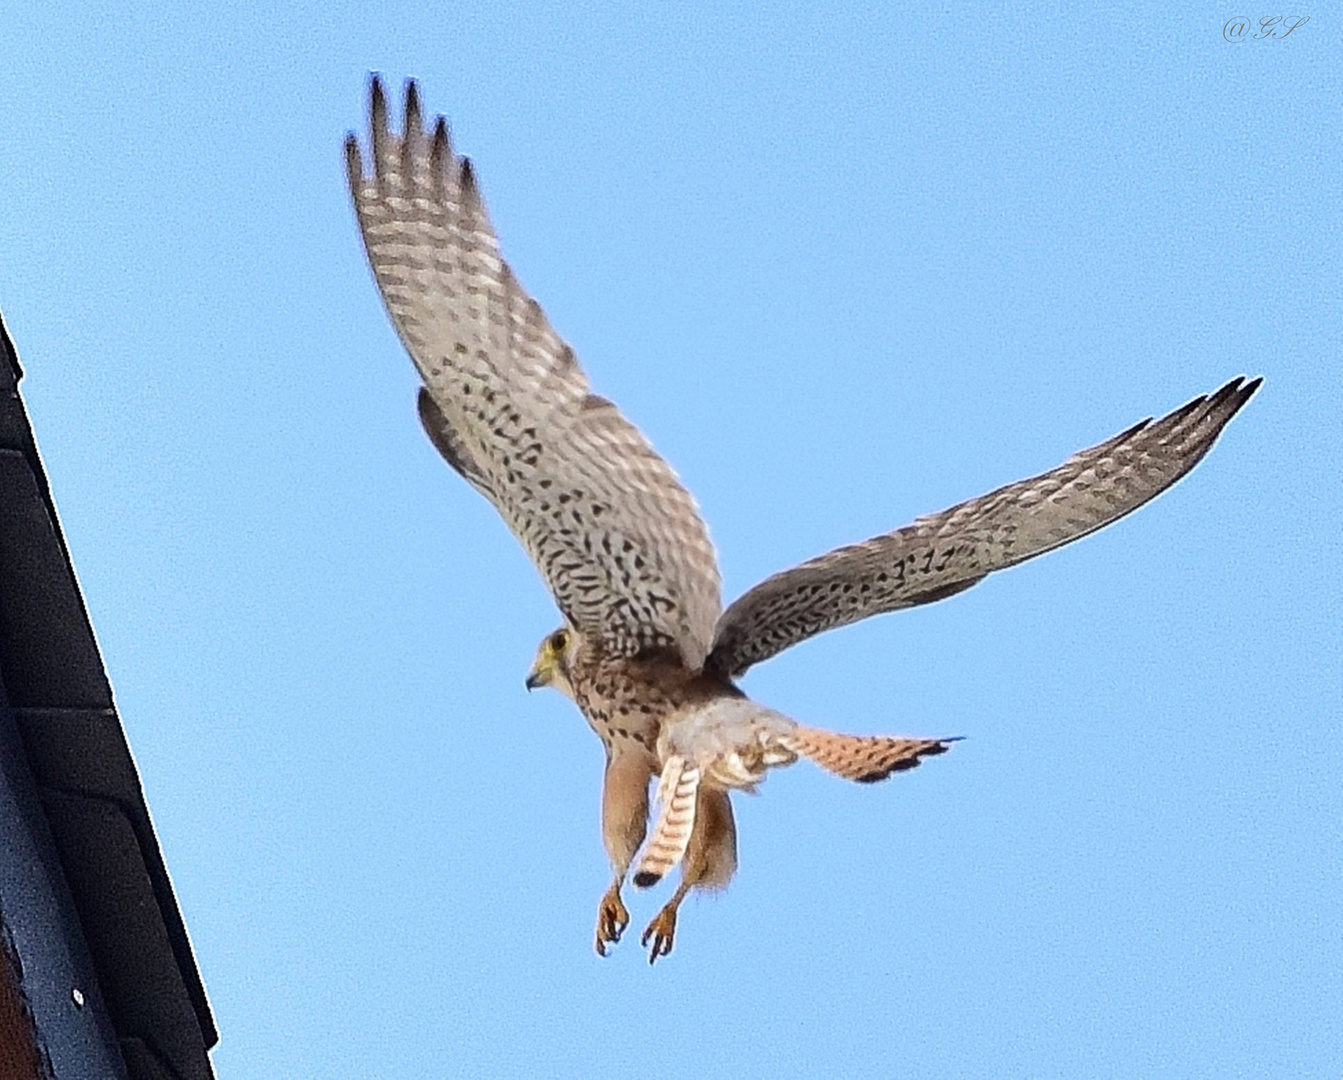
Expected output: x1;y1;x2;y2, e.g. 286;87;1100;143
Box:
346;77;1259;963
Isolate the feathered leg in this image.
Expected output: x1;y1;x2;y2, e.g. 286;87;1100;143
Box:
596;747;654;956
642;787;737;964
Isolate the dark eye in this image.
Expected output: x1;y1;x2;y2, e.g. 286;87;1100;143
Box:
549;630;568;652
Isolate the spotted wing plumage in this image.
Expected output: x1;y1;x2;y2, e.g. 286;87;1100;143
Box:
708;377;1260;677
416;388;495;501
347;78;722;668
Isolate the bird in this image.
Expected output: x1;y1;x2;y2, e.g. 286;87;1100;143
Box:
345;75;1260;964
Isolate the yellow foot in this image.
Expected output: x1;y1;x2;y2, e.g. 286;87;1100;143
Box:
594;885;629;957
641;903;679;965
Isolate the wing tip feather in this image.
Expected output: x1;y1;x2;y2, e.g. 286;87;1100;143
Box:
1165;373;1261;458
1227;374;1263;412
404;77;422;133
430;117;451;187
459;157;482;208
369;72;388;129
343;133;363;188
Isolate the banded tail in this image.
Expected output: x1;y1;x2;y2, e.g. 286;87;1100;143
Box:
788;726;956;783
633;756;700;888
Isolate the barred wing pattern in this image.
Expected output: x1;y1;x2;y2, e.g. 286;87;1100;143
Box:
347;78;722;668
708;377;1260;677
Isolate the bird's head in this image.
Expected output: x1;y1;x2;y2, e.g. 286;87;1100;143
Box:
526;626;580;700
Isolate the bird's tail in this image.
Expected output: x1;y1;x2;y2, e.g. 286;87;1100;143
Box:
633;755;700;888
787;726;957;783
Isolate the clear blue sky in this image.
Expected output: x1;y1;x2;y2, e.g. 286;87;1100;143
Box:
2;3;1338;1077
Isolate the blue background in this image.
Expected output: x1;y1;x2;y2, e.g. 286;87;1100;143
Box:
1;3;1338;1077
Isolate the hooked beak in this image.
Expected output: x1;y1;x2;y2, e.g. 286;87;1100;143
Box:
525;657;550;692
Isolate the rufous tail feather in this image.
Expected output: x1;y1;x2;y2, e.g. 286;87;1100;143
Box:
789;726;956;783
633;757;700;888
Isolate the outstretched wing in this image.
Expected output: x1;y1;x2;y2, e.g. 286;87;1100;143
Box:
707;377;1260;677
347;77;722;668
